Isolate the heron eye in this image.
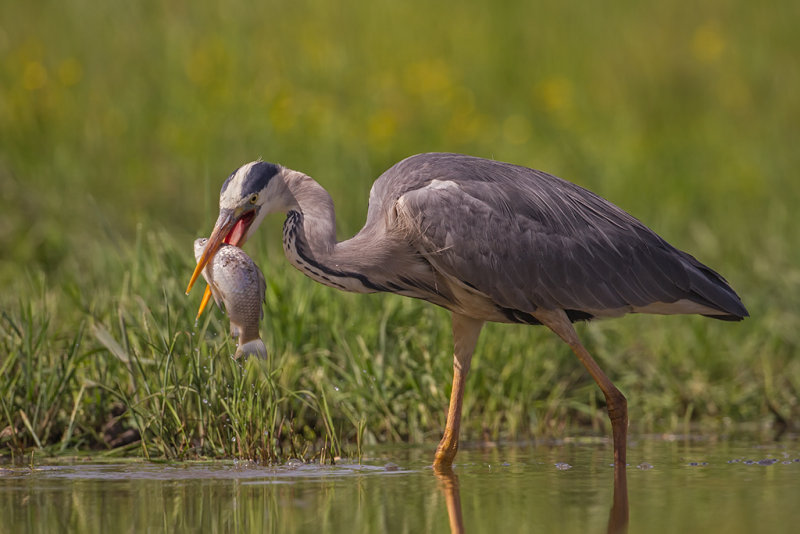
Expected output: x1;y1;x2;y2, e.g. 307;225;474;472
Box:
249;194;258;204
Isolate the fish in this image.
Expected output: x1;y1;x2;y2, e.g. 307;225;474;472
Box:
193;238;267;359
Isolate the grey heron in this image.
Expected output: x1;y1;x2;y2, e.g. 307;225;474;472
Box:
186;152;748;471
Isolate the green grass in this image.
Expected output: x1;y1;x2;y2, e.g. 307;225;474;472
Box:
1;0;799;460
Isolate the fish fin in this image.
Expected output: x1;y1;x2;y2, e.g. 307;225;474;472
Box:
235;339;267;360
209;283;224;310
257;268;267;320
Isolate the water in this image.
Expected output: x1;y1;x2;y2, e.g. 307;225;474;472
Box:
1;436;799;533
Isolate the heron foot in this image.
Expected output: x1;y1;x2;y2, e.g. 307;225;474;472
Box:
434;437;458;472
606;391;628;468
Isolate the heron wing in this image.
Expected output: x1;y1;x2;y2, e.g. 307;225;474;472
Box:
392;154;745;318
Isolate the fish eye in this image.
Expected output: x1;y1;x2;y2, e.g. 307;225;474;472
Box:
249;194;258;204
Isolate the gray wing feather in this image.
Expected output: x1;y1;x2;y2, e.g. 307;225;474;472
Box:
390;153;746;317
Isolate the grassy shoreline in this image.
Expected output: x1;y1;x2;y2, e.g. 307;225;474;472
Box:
1;224;795;462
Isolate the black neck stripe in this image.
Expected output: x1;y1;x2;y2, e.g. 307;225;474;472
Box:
284;211;387;292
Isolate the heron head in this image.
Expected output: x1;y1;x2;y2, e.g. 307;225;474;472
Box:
186;160;282;295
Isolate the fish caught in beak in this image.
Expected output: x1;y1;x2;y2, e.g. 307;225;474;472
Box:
191;237;268;359
186;207;257;301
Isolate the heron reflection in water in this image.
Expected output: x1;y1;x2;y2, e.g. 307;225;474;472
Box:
434;449;629;534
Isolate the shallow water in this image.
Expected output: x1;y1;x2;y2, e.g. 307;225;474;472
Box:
2;436;799;533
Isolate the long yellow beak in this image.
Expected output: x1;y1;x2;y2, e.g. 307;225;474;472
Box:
186;211;235;295
196;285;213;320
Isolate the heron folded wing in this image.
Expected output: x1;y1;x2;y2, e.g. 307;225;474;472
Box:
395;160;744;319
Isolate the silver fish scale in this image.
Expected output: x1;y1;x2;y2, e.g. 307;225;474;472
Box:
193;239;266;345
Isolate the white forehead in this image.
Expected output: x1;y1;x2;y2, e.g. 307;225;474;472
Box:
219;161;282;209
220;162;260;208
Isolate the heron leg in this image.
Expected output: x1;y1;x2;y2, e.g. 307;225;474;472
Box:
535;309;628;469
434;313;484;472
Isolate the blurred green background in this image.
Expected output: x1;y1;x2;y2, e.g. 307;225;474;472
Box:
3;0;797;272
1;0;798;456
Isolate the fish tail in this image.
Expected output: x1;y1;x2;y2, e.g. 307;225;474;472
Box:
235;339;268;360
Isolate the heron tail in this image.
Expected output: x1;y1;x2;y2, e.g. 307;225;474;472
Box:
234;339;268;360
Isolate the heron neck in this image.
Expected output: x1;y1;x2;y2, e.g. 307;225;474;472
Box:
282;171;384;293
283;171;338;255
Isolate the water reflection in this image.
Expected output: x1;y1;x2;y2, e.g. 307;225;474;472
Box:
435;462;629;534
3;438;799;533
607;465;628;534
435;470;465;534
